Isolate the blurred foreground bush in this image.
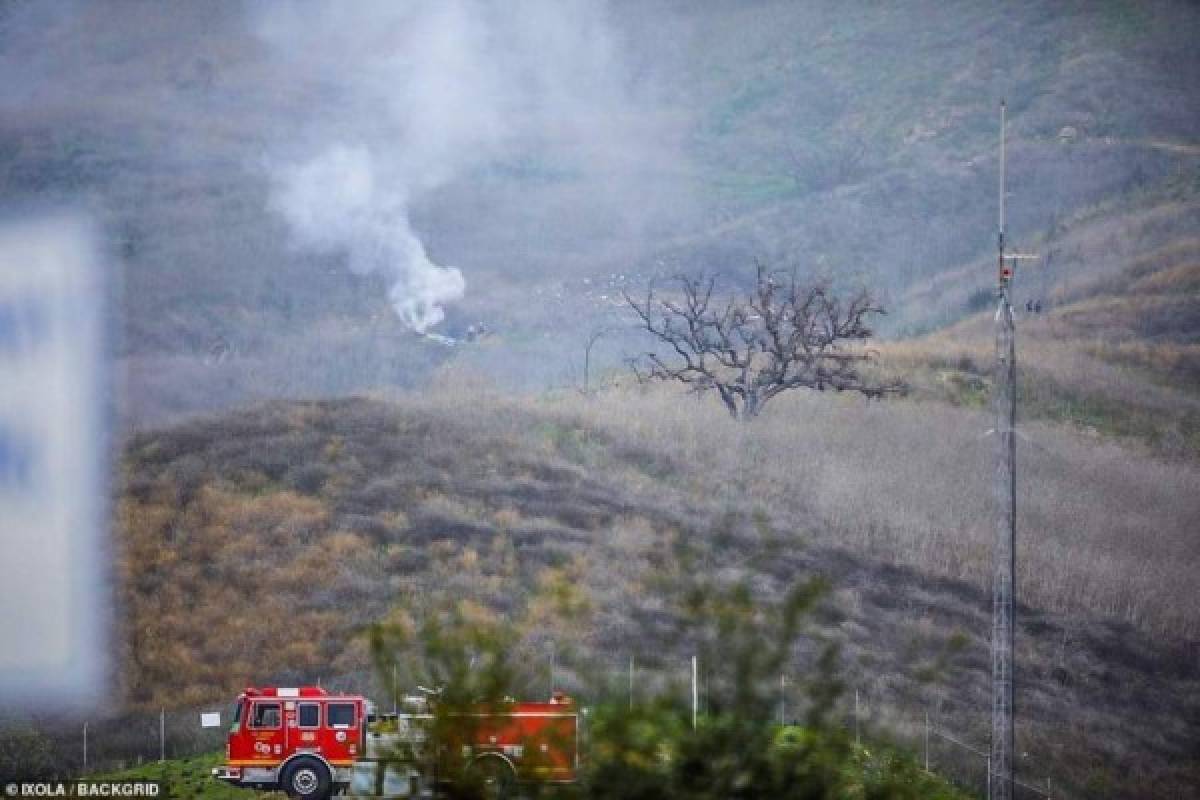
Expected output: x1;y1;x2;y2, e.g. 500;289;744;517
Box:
369;535;967;799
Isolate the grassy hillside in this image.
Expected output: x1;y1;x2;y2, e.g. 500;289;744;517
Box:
885;182;1200;458
4;6;1198;797
112;387;1200;798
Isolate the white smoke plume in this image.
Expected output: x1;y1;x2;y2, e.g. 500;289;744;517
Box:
255;0;646;334
271;145;464;332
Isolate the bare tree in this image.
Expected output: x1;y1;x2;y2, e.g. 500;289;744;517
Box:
625;263;903;419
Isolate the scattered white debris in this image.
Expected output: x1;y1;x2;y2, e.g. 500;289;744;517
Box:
420;331;456;347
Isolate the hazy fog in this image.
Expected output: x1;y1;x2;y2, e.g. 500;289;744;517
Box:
1;0;1197;422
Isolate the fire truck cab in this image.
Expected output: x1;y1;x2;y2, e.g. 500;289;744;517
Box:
212;686;365;800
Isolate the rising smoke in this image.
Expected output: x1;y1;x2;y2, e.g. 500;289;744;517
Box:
255;0;647;334
271;145;465;333
0;0;686;408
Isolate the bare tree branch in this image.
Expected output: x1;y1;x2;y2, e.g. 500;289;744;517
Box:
625;265;905;419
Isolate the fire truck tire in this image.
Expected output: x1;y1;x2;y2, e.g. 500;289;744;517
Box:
469;756;517;800
282;757;332;800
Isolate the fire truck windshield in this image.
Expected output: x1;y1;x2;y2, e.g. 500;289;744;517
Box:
229;699;242;733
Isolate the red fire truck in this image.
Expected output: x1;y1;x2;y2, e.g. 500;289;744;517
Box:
212;687;366;798
212;686;578;799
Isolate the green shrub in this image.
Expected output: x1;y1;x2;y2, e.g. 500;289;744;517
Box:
369;535;970;799
0;721;57;781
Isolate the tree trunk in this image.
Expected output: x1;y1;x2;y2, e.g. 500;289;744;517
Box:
717;386;741;419
742;390;762;420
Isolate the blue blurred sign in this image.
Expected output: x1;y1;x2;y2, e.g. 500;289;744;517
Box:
0;214;107;709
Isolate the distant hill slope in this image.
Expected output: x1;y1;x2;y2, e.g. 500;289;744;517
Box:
115;391;1200;797
3;1;1199;424
886;183;1200;458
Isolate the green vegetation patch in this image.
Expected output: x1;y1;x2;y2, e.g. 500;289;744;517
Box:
93;753;262;800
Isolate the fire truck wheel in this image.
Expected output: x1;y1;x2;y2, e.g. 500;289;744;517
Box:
469;756;516;800
282;757;332;800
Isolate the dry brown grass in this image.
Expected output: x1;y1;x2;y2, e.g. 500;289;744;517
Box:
115;391;678;708
114;388;1200;796
413;382;1200;641
1081;340;1200;387
1128;261;1200;294
116;484;382;707
884;324;1200;416
877;224;1200;463
893;199;1200;337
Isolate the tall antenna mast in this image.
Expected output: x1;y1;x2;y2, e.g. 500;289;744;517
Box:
999;100;1006;256
990;99;1037;800
991;97;1016;800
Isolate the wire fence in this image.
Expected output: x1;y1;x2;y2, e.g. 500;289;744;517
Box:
6;707;229;778
612;657;1059;800
6;665;1060;799
837;687;1055;800
919;717;1054;799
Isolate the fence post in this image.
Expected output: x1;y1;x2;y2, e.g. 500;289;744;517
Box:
923;712;929;771
629;655;634;711
854;690;860;746
82;722;87;773
986;754;991;800
159;709;165;762
691;656;698;730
